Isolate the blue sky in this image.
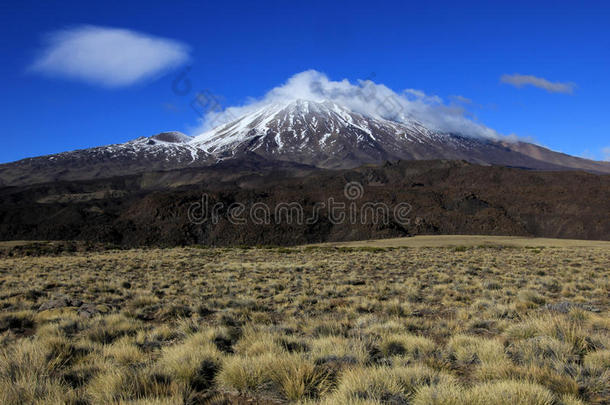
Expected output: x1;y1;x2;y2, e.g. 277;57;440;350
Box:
1;0;609;163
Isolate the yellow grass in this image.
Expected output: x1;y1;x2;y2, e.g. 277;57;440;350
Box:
315;234;610;248
0;241;608;403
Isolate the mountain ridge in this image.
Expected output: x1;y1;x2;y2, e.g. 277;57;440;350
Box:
191;99;610;172
1;99;609;187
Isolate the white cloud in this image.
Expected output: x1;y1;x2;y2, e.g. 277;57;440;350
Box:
500;74;575;94
29;25;190;87
602;146;610;161
196;70;500;139
450;95;473;104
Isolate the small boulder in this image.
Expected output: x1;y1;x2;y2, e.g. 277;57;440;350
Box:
38;296;70;311
69;298;83;307
544;301;600;314
38;296;83;312
77;303;100;318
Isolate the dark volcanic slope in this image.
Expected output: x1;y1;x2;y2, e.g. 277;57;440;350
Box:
1;160;608;246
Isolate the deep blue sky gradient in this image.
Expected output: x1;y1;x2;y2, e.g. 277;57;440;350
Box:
1;0;609;163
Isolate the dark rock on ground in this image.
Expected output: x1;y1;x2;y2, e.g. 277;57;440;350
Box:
38;296;83;311
544;301;600;314
77;303;100;318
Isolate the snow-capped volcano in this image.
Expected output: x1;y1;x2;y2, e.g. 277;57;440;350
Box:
191;99;461;168
192;99;439;151
190;99;610;172
1;100;610;187
191;99;431;152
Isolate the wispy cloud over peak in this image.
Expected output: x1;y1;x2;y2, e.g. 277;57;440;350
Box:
450;95;473;104
196;70;499;139
29;25;190;87
500;73;575;94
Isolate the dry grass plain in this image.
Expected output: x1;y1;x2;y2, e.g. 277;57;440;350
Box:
0;237;609;404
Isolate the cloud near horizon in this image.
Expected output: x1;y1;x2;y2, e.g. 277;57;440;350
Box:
29;25;190;87
500;73;575;94
196;70;501;139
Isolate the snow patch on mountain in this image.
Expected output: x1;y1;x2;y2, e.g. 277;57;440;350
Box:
190;99;441;155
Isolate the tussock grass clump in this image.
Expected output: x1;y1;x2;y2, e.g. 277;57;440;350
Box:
411;383;465;405
329;365;456;403
507;335;573;368
310;335;369;365
103;337;146;365
379;333;436;360
216;353;276;394
414;380;558;405
157;333;222;392
233;326;283;356
507;315;601;355
447;335;508;365
218;353;331;400
584;349;610;371
0;339;74;405
86;365;174;403
86;314;141;344
269;354;331;400
465;380;555;405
